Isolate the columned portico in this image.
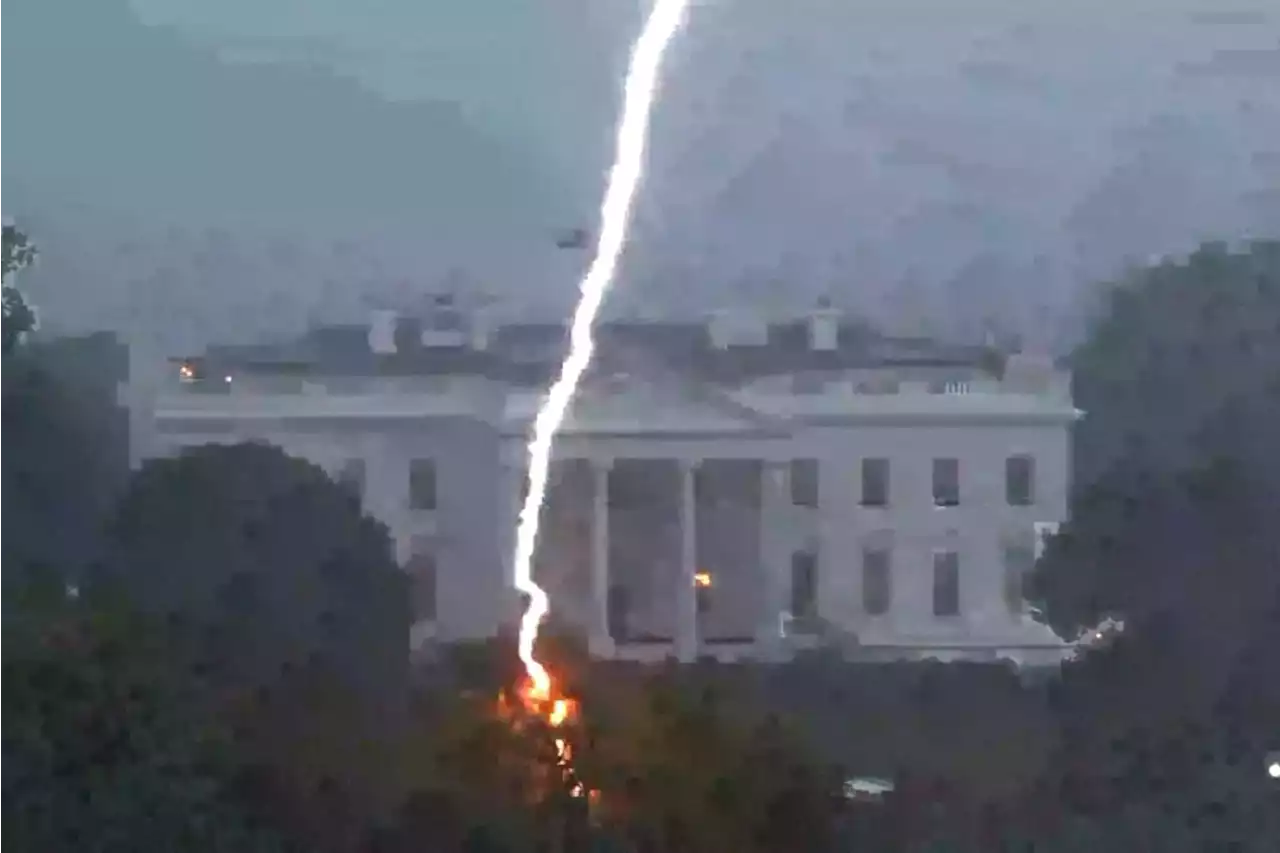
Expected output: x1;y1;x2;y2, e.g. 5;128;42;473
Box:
675;458;700;663
756;460;791;658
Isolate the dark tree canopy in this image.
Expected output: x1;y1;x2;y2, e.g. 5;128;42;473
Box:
1032;240;1280;642
1071;239;1280;489
3;576;288;853
102;441;409;704
2;332;131;595
1020;241;1280;852
2;223;38;352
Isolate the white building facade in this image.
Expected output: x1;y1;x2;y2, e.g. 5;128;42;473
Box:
133;303;1078;666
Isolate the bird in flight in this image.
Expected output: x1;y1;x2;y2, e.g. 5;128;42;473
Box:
555;227;592;250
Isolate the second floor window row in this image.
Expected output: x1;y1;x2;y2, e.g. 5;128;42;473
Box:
338;454;1035;511
857;455;1039;507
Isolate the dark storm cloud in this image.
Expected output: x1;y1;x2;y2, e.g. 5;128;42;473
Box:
4;0;1280;353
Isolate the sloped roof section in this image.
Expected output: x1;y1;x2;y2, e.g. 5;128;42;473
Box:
179;316;996;385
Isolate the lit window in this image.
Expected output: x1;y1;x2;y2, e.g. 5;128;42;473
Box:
694;571;712;615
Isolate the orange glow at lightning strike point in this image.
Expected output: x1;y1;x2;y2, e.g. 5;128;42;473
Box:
510;0;692;729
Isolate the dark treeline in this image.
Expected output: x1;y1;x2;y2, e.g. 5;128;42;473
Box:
4;238;1280;852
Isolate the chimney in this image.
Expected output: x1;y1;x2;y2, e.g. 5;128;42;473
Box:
368;309;398;354
470;302;495;350
809;297;840;351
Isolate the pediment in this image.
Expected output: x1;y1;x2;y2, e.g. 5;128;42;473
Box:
508;372;785;435
505;340;790;435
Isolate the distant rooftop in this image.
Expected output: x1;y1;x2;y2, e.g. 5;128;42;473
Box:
175;314;1001;386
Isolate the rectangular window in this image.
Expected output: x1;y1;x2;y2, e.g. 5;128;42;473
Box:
337;458;366;499
607;584;630;643
861;546;892;615
406;551;437;621
932;458;960;507
860;458;890;507
1003;544;1036;615
693;465;713;507
409;459;437;510
932;550;961;617
696;577;712;617
790;459;819;508
790;551;818;618
1005;455;1036;506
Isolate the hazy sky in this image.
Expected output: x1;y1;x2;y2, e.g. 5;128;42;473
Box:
4;0;1279;351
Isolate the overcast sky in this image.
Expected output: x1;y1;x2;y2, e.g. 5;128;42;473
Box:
4;0;1279;351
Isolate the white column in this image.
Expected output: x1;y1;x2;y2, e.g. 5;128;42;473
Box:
589;459;614;657
756;460;790;657
675;458;699;663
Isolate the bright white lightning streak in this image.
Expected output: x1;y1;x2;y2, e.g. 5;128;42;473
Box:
513;0;692;698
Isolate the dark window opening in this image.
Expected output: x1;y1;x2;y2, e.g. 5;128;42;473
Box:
790;551;818;618
1006;455;1036;506
1003;545;1036;614
790;459;819;508
861;458;890;507
932;458;960;507
932;550;961;617
607;584;631;643
409;459;437;510
861;547;892;615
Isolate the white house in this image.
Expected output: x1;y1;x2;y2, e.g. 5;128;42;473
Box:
131;299;1078;666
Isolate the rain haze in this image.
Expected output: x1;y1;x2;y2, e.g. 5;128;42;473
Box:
5;0;1278;351
5;3;1280;850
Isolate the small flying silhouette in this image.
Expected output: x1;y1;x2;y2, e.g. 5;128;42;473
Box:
555;227;592;250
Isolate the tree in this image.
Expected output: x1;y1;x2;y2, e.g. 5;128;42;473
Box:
3;223;39;352
2;331;132;596
1021;240;1280;851
388;642;847;853
100;442;412;851
578;668;846;853
1030;241;1280;666
3;572;287;853
1069;239;1280;490
102;441;408;695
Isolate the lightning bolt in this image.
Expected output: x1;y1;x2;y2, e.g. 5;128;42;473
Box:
513;0;692;699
